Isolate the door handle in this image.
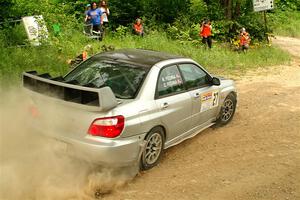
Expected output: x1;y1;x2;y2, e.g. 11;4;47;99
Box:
161;102;169;109
193;92;200;98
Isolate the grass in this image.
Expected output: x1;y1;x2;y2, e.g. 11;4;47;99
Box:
0;30;291;88
99;32;291;75
270;11;300;38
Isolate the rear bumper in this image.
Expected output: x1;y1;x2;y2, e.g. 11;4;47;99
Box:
30;125;147;167
61;134;147;167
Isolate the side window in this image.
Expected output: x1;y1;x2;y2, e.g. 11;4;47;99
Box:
178;63;209;89
157;65;184;97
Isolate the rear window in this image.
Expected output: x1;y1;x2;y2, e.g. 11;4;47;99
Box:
64;58;148;99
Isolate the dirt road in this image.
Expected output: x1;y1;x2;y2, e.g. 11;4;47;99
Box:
103;37;300;200
0;37;299;200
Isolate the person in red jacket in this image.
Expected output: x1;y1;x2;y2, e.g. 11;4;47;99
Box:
200;19;212;49
239;27;251;52
133;18;144;37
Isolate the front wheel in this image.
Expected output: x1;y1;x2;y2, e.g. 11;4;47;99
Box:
216;93;237;125
140;127;165;171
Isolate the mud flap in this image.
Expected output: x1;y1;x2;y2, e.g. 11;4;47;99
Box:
136;140;147;169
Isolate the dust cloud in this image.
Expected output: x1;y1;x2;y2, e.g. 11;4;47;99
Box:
0;88;137;200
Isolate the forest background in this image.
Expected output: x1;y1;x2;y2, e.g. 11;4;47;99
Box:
0;0;299;86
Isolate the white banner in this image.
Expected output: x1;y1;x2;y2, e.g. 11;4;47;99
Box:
22;15;48;46
253;0;274;12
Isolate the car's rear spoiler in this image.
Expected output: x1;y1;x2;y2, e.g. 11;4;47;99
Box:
22;71;118;111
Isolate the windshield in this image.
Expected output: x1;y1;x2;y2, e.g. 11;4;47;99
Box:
64;58;148;99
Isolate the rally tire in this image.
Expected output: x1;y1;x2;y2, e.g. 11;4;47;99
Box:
217;93;237;126
140;127;165;171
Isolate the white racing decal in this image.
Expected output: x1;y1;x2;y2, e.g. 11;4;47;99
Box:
161;74;183;88
200;91;219;112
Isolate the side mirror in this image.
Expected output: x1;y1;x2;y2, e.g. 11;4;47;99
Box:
212;77;220;86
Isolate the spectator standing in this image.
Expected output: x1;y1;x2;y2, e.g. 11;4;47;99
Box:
84;4;91;24
84;4;91;17
133;18;144;37
200;19;212;49
239;28;251;52
99;1;110;26
85;2;103;32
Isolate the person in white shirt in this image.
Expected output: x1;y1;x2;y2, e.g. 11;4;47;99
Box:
99;0;110;26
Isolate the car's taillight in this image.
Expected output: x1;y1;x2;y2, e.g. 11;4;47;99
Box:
88;115;125;138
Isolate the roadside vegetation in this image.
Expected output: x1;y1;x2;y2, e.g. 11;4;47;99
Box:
0;0;299;87
270;11;300;38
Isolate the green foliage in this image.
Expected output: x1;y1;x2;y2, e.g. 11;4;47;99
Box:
143;0;191;23
1;0;299;43
165;13;205;43
212;20;239;41
113;25;131;38
0;23;28;46
0;30;291;88
108;0;143;28
0;0;297;88
206;1;225;20
0;30;92;87
188;0;208;22
275;0;300;10
107;0;192;29
2;0;80;33
269;10;300;38
0;0;12;21
167;24;192;42
0;45;68;87
237;13;267;41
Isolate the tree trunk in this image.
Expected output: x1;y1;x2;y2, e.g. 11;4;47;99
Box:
234;0;241;18
226;0;233;19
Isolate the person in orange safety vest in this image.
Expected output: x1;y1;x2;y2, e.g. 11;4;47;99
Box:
133;18;144;37
200;19;212;49
239;27;251;52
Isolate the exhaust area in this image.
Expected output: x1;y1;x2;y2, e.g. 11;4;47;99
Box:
0;88;138;199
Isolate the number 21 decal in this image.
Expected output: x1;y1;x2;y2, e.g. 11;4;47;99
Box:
212;91;219;107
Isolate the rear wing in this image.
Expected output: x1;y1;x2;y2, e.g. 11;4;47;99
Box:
22;71;118;111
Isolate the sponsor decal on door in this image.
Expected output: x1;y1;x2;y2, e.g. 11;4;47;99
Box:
200;91;219;112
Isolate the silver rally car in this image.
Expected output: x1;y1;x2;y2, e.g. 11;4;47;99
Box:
23;49;237;170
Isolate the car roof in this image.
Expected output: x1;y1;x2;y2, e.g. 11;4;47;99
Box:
94;49;184;68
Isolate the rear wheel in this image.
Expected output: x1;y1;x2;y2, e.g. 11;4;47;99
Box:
140;127;164;170
217;93;236;125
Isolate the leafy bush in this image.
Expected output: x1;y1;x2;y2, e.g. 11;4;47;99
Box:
237;13;268;41
188;0;208;22
0;29;291;88
275;0;300;11
113;25;131;38
0;23;28;46
212;20;239;41
269;10;300;37
0;0;298;89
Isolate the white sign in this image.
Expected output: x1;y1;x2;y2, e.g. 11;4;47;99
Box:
253;0;274;12
22;15;48;46
200;91;219;113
